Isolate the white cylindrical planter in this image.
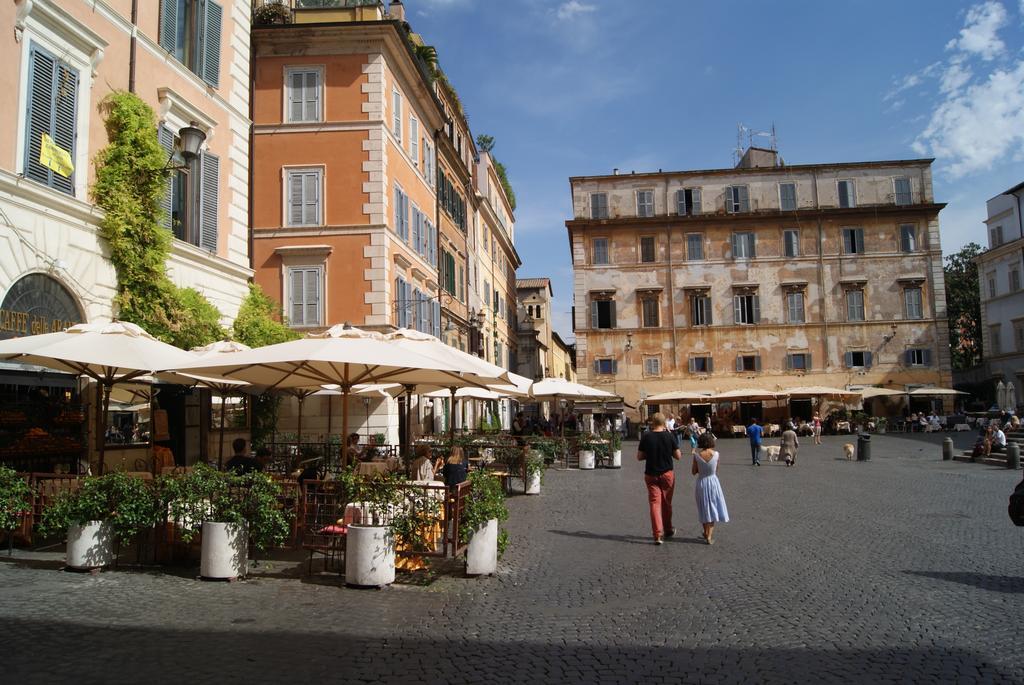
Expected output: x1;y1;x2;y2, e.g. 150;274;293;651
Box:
610;450;622;468
66;521;114;570
345;524;395;588
579;450;596;470
200;522;248;580
466;518;498;575
525;471;541;494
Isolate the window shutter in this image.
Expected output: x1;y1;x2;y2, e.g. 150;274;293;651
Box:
864;352;873;368
707;358;714;372
785;354;792;370
805;354;811;370
688;358;695;373
855;229;864;254
305;71;320;121
393;186;401;237
923;349;932;366
433;301;441;338
748;234;756;258
159;0;178;53
290;269;304;325
199;152;219;252
844;351;853;368
158;125;175;231
733;296;742;324
611;360;618;374
591;301;599;328
608;300;616;328
735;355;743;372
51;62;78;196
731;233;739;257
304;269;319;326
412;207;421;253
303;172;320;226
754;355;762;371
737;185;749;212
288;71;303;122
25;46;56;187
691;189;702;214
202;1;223;88
593;359;600;374
288;173;305;225
752;295;761;323
904;350;913;365
676;190;686;215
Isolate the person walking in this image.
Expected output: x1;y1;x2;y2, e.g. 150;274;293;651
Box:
692;432;729;544
780;424;800;466
747;417;764;466
812;412;823;445
636;412;681;545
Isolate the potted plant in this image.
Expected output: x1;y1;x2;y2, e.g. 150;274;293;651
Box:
506;448;544;495
344;471;403;588
461;471;509;575
163;464;290;580
39;472;160;571
577;434;599;470
0;466;33;555
874;417;888;434
604;430;623;468
252;1;290;26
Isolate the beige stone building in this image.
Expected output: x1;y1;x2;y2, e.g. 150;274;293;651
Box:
567;148;952;421
516;277;576;382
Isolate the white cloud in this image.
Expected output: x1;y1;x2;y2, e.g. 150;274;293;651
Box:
945;1;1008;59
883;62;940;101
913;61;1024;177
555;0;596;21
939;60;972;93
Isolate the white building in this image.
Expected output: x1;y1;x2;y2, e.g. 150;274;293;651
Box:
978;181;1024;386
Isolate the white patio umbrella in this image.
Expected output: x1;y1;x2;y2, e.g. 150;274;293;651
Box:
859;387;907;399
782;386;862;400
529;377;617;437
907;387;968;396
0;321;200;472
997;381;1007;411
645;389;715;402
175;324;501;466
709;388;789;401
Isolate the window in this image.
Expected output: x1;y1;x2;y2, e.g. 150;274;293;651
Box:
990;324;1002;355
691;293;712;326
158;125;219;250
677;188;702;216
643;357;661;377
779;182;797;211
736;355;761;372
1011;269;1021;292
988;273;997;299
893;177;911;205
842;227;865;254
1015;322;1024;352
686;233;704;261
905;349;932;366
24;44;79;195
725;185;750;213
641;296;660;328
159;0;222;87
393;185;409;241
592;238;610;265
733;293;760;325
441;249;456;295
590;193;608;219
593;358;617;375
288;266;322;327
437;172;466;230
783;230;799;258
844;350;873;368
409;117;419;166
391;88;402;142
732;232;756;259
286;168;321;227
899;224;917;252
903;287;923;320
591;299;616;329
991;225;1004;247
786;353;811;371
286;67;321;122
786;291;805;323
636;190;654;217
846;289;865;321
423;139;435;186
639;236;656;263
688;356;713;374
838;180;856;208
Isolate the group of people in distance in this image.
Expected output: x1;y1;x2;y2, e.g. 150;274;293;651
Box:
637;412;728;546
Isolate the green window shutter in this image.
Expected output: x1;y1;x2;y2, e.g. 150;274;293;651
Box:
24;45;56;187
159;0;178;54
199;151;219;252
202;0;223;88
157;125;175;231
51;62;78;195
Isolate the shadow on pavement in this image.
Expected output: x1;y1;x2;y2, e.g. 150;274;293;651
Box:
0;617;1019;683
903;570;1024;594
547;529;706;546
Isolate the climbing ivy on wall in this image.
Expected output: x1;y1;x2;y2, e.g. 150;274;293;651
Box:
91;91;224;349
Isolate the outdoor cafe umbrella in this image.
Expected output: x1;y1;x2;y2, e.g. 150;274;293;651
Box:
859;387;908;399
529;377;617;438
174;324;502;467
907;387;968;396
187;340;253;468
644;389;715;402
0;321;200;473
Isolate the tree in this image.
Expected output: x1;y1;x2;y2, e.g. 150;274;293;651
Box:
475;134;495;153
944;242;985;370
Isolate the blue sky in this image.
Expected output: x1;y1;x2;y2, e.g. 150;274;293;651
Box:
409;0;1024;342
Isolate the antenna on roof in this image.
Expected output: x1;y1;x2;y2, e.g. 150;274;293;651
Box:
734;122;779;165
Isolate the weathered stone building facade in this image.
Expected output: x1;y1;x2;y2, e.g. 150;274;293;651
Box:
516;277;577;382
567;148;952;418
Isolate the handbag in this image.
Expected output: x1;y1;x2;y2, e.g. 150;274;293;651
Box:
1009;475;1024;527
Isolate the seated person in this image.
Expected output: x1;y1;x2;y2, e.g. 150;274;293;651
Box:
991;425;1007;453
225;438;262;474
410;445;436;481
442;446;468;488
344;433;368;463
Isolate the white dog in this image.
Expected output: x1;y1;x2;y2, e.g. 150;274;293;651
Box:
843;443;855;460
764;446;781;462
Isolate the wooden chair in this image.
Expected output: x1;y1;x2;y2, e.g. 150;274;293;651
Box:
300;481;347;574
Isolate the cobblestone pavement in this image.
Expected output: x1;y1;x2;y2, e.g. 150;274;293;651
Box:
2;433;1023;684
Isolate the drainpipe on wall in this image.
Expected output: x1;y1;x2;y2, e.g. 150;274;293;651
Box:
128;0;138;92
247;27;256;273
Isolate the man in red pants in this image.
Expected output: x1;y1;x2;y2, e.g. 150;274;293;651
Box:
636;412;681;545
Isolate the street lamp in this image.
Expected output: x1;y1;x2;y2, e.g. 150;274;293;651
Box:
178;124;206;161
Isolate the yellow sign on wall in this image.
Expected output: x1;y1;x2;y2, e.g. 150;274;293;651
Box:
39;133;74;178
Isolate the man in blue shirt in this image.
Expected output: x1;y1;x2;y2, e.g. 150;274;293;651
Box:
747;418;763;466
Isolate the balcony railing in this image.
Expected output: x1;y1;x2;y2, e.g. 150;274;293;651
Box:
253;0;385;25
